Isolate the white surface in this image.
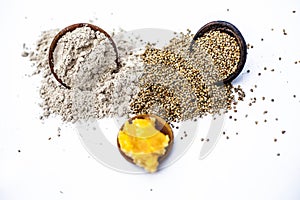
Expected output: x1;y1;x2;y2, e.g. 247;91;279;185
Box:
1;0;300;200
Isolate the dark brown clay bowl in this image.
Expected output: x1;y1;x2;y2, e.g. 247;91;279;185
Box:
190;21;247;84
48;23;120;89
117;114;174;165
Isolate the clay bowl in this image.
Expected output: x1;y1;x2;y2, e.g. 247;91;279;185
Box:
48;23;120;89
117;114;174;165
190;21;247;84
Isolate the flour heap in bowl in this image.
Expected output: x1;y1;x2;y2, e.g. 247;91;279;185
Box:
29;27;143;122
52;26;118;90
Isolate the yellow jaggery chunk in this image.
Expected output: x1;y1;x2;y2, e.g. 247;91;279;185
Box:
118;117;170;173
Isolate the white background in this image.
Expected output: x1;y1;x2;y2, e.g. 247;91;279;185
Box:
1;0;300;199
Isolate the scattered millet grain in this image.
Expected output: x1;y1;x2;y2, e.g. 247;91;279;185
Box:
247;44;254;49
283;29;287;35
131;31;244;122
21;51;29;57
